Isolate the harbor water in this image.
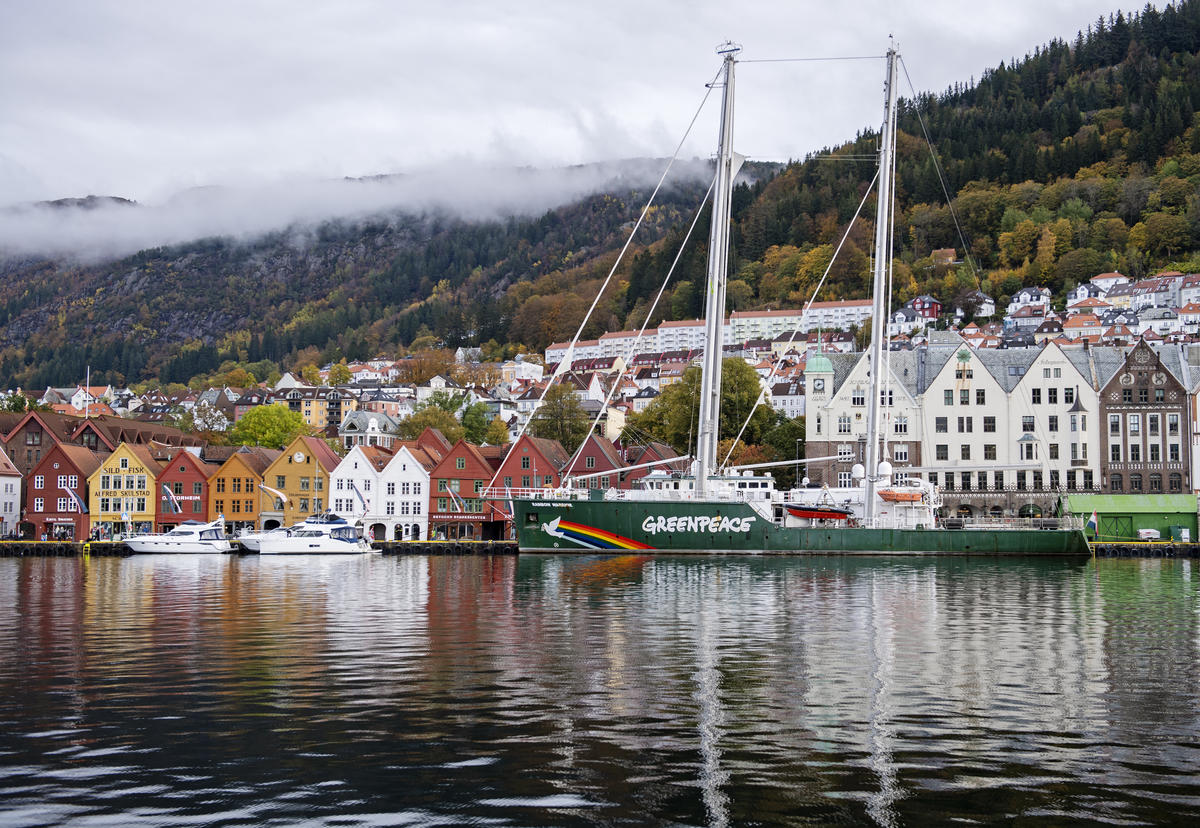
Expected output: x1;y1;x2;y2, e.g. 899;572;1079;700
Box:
1;553;1198;826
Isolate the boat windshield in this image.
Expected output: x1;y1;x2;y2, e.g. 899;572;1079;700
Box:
330;527;356;541
198;529;224;541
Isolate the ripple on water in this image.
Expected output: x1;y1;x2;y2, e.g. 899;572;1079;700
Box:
1;555;1199;826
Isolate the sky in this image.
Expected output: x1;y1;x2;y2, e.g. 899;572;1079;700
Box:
0;0;1128;255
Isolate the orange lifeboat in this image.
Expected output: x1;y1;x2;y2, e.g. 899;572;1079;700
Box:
878;489;923;503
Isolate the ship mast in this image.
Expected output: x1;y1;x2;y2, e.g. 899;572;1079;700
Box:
695;41;741;497
863;46;900;523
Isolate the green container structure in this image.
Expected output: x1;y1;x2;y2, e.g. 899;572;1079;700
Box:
1065;494;1198;543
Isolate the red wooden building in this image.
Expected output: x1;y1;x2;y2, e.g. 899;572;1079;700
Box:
427;439;503;541
155;448;217;531
24;444;107;540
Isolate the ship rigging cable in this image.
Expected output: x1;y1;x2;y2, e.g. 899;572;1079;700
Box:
483;63;724;493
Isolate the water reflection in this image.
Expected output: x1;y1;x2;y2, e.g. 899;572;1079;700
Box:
0;554;1197;825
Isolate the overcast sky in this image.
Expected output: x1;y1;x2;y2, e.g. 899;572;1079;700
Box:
2;1;1126;209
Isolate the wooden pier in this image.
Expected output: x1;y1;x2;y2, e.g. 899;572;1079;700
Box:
0;541;133;557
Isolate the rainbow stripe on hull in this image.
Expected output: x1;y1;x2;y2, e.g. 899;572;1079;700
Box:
546;518;655;551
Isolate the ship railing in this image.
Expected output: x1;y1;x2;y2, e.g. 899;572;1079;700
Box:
936;515;1085;531
480;487;584;501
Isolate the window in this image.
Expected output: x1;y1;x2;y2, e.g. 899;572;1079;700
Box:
894;416;908;434
1169;414;1180;436
34;497;43;512
851;389;866;406
837;416;851;434
1109;414;1120;435
838;472;853;487
983;416;996;433
838;446;854;461
1049;388;1058;404
1150;444;1160;463
585;456;596;469
1020;442;1038;461
1050;471;1060;489
1149;473;1162;492
1032;388;1041;404
34;475;43;489
944;390;953;406
520;456;530;469
957;417;972;433
960;472;972;490
1129;474;1142;492
299;498;309;512
960;445;970;460
929;473;938;486
1083;471;1093;489
1130;445;1141;462
1049;444;1059;460
1110;444;1121;462
56;497;68;512
960;389;969;405
1129;414;1140;435
387;482;396;495
300;477;310;491
100;497;110;512
936;444;948;461
1032;471;1043;490
1138;388;1148;404
1110;474;1122;492
1048;416;1058;432
276;475;286;489
1016;472;1026;491
193;482;202;495
1155;388;1165;403
57;474;67;489
893;445;908;462
984;444;996;460
1170;473;1182;492
1170;444;1180;462
119;458;128;469
1122;389;1133;403
1149;414;1160;437
456;457;466;470
1064;388;1075;404
438;498;448;512
976;389;985;405
935;417;948;433
1021;416;1035;432
994;471;1005;488
1043;367;1051;378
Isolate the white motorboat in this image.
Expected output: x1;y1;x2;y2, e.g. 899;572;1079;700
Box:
236;526;289;552
257;513;370;555
124;518;232;554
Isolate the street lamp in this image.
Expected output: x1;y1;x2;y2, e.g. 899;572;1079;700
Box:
795;438;802;489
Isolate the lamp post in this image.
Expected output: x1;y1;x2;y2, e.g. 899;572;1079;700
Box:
794;438;801;489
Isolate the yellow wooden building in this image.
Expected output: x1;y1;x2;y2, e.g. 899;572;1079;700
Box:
257;436;343;529
87;442;163;536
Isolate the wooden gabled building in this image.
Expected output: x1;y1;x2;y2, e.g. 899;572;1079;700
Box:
207;445;283;533
257;436;343;529
24;444;107;540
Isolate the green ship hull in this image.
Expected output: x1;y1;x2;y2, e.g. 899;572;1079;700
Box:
512;497;1091;556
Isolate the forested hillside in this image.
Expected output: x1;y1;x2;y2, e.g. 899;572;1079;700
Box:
4;1;1200;390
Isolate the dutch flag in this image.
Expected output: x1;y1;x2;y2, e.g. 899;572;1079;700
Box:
1086;510;1098;534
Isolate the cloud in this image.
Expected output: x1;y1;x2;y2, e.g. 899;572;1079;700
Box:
0;159;712;261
